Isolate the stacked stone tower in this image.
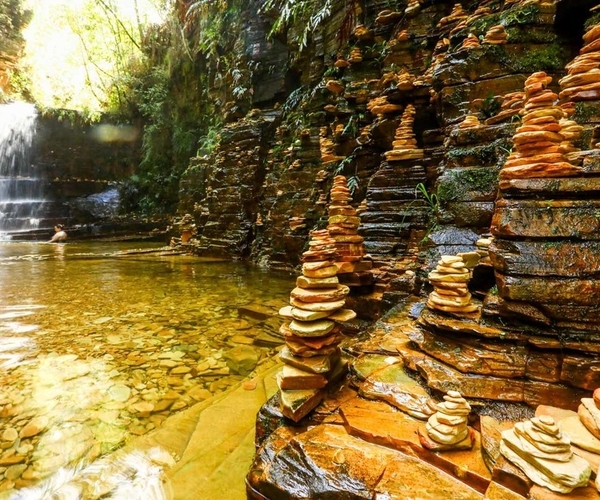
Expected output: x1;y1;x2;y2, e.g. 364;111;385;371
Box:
277;229;356;421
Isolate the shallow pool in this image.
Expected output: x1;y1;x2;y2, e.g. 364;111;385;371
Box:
0;241;294;493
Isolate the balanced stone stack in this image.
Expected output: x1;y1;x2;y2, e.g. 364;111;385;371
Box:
482;24;507;45
578;388;600;439
418;390;474;450
459;33;481;51
359;102;428;257
500;416;591;493
475;236;492;263
327;176;373;285
499;71;582;180
486;91;524;125
489;68;600;397
559;117;584;156
559;18;600;103
384;104;423;161
405;0;420;16
348;46;362;64
458;114;481;129
438;3;467;29
427;255;477;316
277;229;355;421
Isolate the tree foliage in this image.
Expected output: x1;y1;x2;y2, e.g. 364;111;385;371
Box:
21;0;165;117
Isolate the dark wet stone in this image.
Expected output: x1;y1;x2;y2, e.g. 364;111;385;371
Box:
491;239;600;278
525;348;561;383
427;227;479;246
560;354;600;391
492;199;600;240
247;424;485;500
255;393;293;448
496;274;600;307
441;201;495;228
408;328;527;379
415;356;526;403
358;362;432;419
499;177;600;198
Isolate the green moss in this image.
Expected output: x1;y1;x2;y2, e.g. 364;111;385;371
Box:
585;11;600;31
572;101;600;124
437;167;500;204
485;42;569;73
445;138;512;166
469;3;540;37
504;26;558;44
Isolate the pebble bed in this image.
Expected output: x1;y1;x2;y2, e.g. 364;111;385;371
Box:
0;243;293;494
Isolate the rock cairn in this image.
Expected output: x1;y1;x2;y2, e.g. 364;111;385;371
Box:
459;33;481;51
277;229;355;421
327;176;373;285
559;17;600;102
438;3;467;29
500;415;591;493
367;96;402;116
348;47;362;64
419;390;474;450
578;388;600;439
458;114;481;129
500;72;582;180
482;25;507;45
486;91;524;125
427;255;477;316
384;105;423;161
475;236;492;263
559;117;584;156
405;0;420;16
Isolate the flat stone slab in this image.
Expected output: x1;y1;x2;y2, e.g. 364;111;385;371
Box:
359;360;433;419
248;423;486;499
492;199;600;239
491;239;600;278
409;327;527;379
499;177;600;197
340;397;491;493
350;353;401;382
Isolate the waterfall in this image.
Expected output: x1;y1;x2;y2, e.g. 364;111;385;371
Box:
0;102;42;235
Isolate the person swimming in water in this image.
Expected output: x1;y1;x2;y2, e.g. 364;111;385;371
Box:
48;224;67;243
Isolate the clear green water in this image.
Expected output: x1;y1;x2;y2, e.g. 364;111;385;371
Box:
0;241;294;492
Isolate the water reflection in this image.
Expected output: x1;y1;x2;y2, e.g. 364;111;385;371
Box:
0;241;294;495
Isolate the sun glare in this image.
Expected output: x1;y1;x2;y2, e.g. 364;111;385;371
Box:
21;0;169;113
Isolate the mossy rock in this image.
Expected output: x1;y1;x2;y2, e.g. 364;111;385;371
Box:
437;166;501;204
444;138;512;169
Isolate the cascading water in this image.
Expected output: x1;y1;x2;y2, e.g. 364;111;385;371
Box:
0;102;43;237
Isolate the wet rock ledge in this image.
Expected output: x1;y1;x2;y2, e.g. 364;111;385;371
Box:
246;305;600;500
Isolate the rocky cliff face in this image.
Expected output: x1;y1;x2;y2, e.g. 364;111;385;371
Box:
179;0;600;402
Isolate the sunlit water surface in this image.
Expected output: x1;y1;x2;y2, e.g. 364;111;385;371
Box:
0;241;294;494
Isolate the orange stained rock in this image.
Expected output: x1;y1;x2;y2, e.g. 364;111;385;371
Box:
438;3;468;27
460;33;481;50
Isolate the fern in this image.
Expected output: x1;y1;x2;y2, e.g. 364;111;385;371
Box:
347;175;359;194
260;0;334;51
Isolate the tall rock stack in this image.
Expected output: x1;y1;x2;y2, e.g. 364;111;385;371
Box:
277;229;355;421
384;104;424;161
359;103;428;258
559;17;600;103
488;68;600;401
327;176;373;287
498;71;581;181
